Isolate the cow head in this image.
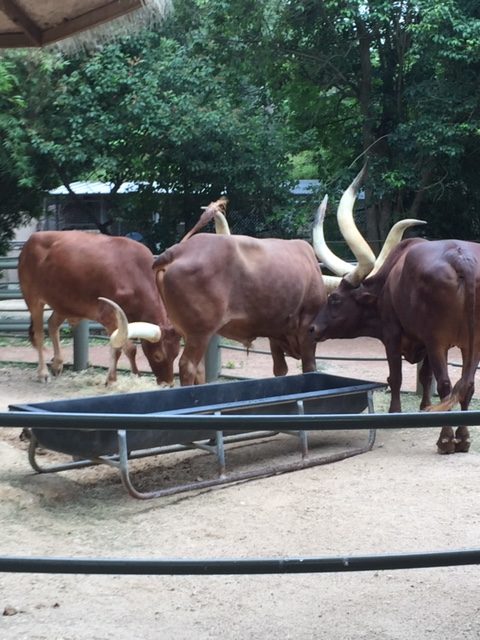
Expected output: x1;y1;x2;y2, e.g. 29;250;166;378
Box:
310;165;426;341
309;277;381;342
99;297;180;386
140;325;180;386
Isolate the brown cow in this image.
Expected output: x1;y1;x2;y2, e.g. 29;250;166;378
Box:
310;171;479;454
105;194;341;385
18;231;180;385
151;234;328;385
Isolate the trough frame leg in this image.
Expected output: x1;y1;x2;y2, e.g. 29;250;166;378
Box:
277;400;309;459
366;390;377;450
297;400;309;459
215;420;227;478
28;433;103;473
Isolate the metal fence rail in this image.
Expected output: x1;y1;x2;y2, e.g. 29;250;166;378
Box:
4;407;480;430
1;548;479;575
0;408;479;575
220;342;388;363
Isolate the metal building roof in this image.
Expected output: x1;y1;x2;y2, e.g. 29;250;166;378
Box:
49;180;324;197
0;0;167;48
48;181;143;195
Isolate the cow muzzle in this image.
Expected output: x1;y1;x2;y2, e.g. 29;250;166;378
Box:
308;315;331;343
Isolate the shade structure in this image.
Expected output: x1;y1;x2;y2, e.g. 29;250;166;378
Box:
0;0;165;48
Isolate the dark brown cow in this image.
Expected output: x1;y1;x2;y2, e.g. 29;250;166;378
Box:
310;174;480;454
18;231;180;385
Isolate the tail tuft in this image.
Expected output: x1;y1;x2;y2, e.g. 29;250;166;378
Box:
426;391;460;412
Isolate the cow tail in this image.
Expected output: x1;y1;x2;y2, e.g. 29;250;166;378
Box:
152;247;175;272
431;256;477;411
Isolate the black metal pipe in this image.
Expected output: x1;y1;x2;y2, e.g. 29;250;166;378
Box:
218;342;466;367
0;549;478;575
220;343;388;362
1;409;480;431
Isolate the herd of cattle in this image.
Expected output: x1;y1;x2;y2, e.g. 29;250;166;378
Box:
17;165;480;454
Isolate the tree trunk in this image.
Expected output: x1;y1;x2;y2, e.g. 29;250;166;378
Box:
364;192;393;255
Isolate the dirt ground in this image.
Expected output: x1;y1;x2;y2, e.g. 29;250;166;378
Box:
0;337;480;640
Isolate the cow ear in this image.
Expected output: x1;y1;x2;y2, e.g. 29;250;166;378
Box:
356;290;377;307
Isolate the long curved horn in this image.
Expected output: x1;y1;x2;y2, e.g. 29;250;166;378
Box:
213;211;230;235
322;275;343;293
312;195;354;276
98;297;161;348
338;165;376;286
367;219;427;278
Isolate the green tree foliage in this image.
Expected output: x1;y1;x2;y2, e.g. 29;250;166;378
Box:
0;57;51;253
1;24;295;251
2;0;480;252
398;0;480;238
264;0;480;245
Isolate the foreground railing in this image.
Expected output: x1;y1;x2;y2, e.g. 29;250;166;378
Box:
0;409;479;575
3;408;480;430
1;549;479;575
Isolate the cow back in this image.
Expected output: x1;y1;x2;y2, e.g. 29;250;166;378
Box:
19;231;166;325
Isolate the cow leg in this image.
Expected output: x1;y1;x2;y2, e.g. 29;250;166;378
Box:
418;356;434;410
455;427;471;452
122;340;139;376
299;337;317;374
48;311;65;377
28;301;49;382
455;423;471;452
195;359;206;385
269;339;288;376
435;421;455;454
106;346;122;385
179;336;210;386
454;350;477;453
385;347;403;413
436;428;455;454
100;301;139;382
427;349;455;454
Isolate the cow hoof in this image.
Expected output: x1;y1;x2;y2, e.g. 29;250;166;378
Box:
455;439;471;453
436;437;456;454
50;360;64;377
